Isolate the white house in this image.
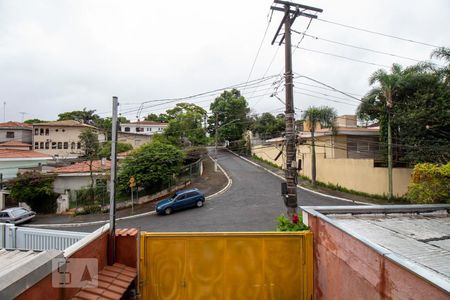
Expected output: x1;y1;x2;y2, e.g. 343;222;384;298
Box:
0;149;53;180
119;121;168;136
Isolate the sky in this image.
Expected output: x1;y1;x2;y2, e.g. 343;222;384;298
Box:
0;0;449;122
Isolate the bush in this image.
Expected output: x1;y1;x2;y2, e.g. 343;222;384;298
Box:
406;162;450;204
74;205;102;216
74;185;109;207
8;172;58;213
276;214;309;231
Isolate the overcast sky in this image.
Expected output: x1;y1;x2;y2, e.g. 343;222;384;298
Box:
0;0;449;122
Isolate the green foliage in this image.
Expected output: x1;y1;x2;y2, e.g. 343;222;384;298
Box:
358;50;450;166
58;108;100;125
276;214;308;232
162;103;208;146
144;113;170;123
79;129;100;160
99;141;133;158
184;146;207;162
208;89;250;142
73;185;109;207
302;106;337;132
251;113;285;139
118;141;185;193
8;172;58;213
252;154;282;170
407;162;450;204
74;205;102;216
24;119;47;124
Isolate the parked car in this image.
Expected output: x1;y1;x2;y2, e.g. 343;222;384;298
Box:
0;207;36;225
156;188;205;215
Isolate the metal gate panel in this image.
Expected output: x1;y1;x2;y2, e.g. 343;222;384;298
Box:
140;232;313;300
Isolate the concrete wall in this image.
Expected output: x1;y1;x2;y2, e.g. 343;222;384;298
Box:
304;212;449;300
0;129;32;144
118;132;152;148
0;158;52;180
253;143;412;196
53;175;93;194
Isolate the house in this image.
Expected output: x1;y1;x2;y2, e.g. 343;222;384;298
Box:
0;122;32;144
0;149;53;180
252;115;412;196
48;159;111;194
118;131;152;148
0;140;32;150
119;121;167;136
32;120;106;158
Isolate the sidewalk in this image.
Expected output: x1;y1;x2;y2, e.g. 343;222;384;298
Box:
31;156;228;225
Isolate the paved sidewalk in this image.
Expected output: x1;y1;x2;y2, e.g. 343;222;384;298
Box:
31;156;228;225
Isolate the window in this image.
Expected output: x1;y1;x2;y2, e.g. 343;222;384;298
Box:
34;128;39;135
40;142;44;149
55;129;59;132
77;142;81;149
45;142;49;149
6;132;14;138
124;127;130;132
175;194;186;201
62;129;65;132
357;141;370;153
136;127;144;132
58;142;62;149
40;128;44;135
45;129;49;135
52;142;57;149
63;142;68;149
71;142;75;149
34;142;39;149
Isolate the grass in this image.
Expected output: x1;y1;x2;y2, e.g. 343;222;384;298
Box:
251;154;283;170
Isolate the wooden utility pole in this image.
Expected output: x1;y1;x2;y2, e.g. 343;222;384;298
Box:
270;0;322;217
108;96;119;265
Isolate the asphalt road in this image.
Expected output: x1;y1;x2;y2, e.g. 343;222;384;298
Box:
70;149;355;233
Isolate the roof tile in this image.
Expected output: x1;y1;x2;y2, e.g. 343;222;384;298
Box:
0;149;51;159
49;160;111;174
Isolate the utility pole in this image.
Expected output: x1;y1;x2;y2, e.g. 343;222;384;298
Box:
108;96;119;265
214;112;218;172
270;0;322;217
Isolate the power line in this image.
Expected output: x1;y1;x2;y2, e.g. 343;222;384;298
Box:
293;81;363;97
294;91;358;107
317;18;442;48
292;31;424;62
293;87;361;103
292;45;390;68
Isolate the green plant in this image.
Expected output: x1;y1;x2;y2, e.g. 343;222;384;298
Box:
252;154;282;169
276;214;308;232
74;204;102;215
8;172;58;213
407;162;450;204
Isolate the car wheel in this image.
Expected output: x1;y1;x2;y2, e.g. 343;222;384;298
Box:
196;200;203;208
164;207;172;215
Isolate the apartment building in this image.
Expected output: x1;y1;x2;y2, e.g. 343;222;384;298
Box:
32;120;105;158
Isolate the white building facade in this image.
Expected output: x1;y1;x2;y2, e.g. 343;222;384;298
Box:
119;121;168;136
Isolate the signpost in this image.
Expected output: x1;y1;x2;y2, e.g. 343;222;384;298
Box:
129;176;136;213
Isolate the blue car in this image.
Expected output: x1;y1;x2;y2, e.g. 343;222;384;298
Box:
156;188;205;215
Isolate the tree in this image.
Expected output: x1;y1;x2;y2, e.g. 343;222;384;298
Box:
118;141;184;193
9;172;58;213
58;108;100;125
208;89;250;142
252;113;285;139
163;103;208;146
302;106;337;185
145;113;170;123
99;141;133;158
79;129;100;200
24;119;47;124
358;63;405;199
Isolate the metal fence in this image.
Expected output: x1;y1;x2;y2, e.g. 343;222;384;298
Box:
0;223;88;251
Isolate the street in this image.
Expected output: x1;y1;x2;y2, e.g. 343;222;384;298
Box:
70;149;355;232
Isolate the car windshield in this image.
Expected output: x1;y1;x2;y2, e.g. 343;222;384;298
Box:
10;208;28;218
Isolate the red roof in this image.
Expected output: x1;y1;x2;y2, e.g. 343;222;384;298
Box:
49;160;111;174
0;141;32;148
0;122;32;129
0;149;51;159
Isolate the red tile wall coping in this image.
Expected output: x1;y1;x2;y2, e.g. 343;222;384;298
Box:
307;214;449;300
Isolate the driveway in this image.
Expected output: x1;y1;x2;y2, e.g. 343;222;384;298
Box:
62;149;355;232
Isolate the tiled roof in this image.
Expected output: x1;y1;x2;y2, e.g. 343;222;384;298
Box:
72;263;137;300
49;160;111;174
115;228;138;237
0;121;32;129
0;141;32;148
117;150;132;158
33;120;97;128
0;149;51;159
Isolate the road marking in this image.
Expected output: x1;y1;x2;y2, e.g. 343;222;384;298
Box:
27;157;233;228
228;150;371;205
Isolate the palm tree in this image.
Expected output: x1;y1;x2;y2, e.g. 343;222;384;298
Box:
302;106;337;185
357;63;405;199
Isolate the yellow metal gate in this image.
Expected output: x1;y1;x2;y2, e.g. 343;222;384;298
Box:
140;232;313;300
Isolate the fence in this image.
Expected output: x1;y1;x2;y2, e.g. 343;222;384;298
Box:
0;223;88;250
140;231;313;300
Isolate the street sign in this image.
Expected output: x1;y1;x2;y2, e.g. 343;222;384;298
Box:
129;176;136;188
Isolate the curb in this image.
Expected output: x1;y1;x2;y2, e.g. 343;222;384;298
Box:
26;157;233;228
228;150;372;206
